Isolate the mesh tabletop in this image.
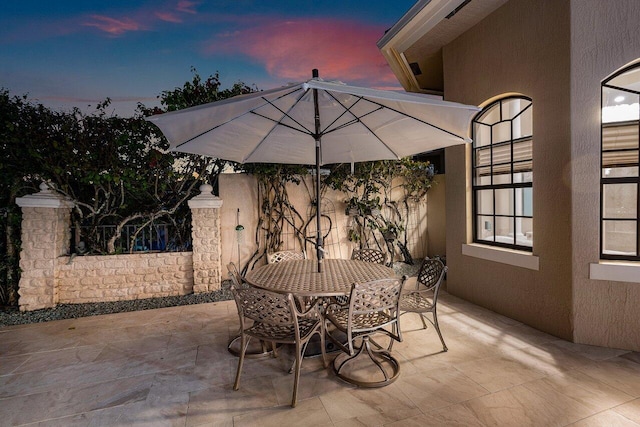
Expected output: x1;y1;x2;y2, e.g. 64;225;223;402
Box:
245;259;396;297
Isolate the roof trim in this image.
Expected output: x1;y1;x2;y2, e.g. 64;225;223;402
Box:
377;0;468;92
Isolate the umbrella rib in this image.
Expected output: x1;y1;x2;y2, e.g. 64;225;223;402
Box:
250;111;313;135
173;86;307;151
242;90;313;162
318;95;391;136
317;97;367;135
325;92;469;141
321;92;401;158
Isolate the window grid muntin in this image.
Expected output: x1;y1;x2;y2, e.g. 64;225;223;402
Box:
472;96;533;251
600;65;640;261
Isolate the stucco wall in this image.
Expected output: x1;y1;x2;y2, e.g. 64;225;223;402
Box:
570;0;640;350
443;0;573;339
219;173;431;271
427;174;447;258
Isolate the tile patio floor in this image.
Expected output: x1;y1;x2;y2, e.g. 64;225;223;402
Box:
1;292;640;426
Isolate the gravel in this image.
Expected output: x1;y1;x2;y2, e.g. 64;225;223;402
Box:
0;281;234;327
1;261;423;327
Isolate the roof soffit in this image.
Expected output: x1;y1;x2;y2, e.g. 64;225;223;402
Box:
378;0;509;92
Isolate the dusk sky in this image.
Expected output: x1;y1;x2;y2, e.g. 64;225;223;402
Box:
1;1;416;117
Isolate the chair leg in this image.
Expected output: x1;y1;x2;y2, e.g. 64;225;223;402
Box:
291;343;302;407
333;336;400;388
319;322;328;368
432;309;448;352
419;313;429;330
233;335;247;390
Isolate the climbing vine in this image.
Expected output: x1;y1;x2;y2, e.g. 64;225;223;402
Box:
236;163;313;274
324;158;435;264
234;158;435;274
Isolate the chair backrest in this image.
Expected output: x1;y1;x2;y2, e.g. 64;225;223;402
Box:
231;284;295;326
227;262;244;288
348;278;403;322
351;248;386;265
267;250;306;264
416;258;447;292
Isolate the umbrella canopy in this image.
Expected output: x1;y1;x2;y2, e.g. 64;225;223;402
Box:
147;70;479;271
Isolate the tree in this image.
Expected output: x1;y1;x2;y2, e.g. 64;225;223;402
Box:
0;70;256;305
0;89;45;305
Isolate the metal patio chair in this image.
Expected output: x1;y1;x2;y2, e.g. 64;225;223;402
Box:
227;262;277;359
351;248;386;265
267;250;306;264
230;282;327;407
325;277;404;387
398;257;448;351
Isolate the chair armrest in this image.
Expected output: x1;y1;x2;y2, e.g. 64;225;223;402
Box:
293;296;322;318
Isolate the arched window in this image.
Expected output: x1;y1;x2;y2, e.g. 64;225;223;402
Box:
472;96;533;250
601;62;640;260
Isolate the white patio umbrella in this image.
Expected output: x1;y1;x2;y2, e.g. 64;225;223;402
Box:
147;70;479;272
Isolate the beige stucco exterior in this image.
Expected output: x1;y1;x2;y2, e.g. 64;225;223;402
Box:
570;0;640;350
381;0;640;350
444;0;573;340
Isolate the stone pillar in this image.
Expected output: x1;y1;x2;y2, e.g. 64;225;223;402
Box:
15;183;74;311
188;184;223;293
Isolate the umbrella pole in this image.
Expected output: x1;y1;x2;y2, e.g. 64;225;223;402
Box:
312;69;323;273
315;138;323;273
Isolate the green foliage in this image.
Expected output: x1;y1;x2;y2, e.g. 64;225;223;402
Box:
149;67;256;113
325;159;435;263
0;69;258;305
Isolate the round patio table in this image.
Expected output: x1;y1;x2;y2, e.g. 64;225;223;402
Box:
245;258;396;296
246;258;401;383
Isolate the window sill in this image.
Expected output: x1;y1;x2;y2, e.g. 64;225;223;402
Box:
590;262;640;283
462;243;539;270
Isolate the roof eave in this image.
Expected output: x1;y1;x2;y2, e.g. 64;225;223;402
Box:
377;0;468;92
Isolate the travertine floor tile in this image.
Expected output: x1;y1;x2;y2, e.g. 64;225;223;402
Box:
385;403;485;427
2;297;639;426
568;410;640;426
615;398;640;423
233;397;332;427
10;344;104;374
523;369;634;413
577;357;640;397
0;353;29;376
397;366;489;412
464;384;589;426
0;373;155;425
320;383;421;425
186;376;278;426
549;340;631;361
453;353;547;392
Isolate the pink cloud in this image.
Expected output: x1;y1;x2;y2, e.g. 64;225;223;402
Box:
82;1;200;36
83;15;146;36
156;11;183;23
206;18;398;87
176;1;199;14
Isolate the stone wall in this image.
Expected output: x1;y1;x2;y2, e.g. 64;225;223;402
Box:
16;183;222;311
56;252;193;303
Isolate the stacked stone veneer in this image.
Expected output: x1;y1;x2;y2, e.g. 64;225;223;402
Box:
188;184;223;294
16;183;222;311
16;184;73;311
56;252;194;303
